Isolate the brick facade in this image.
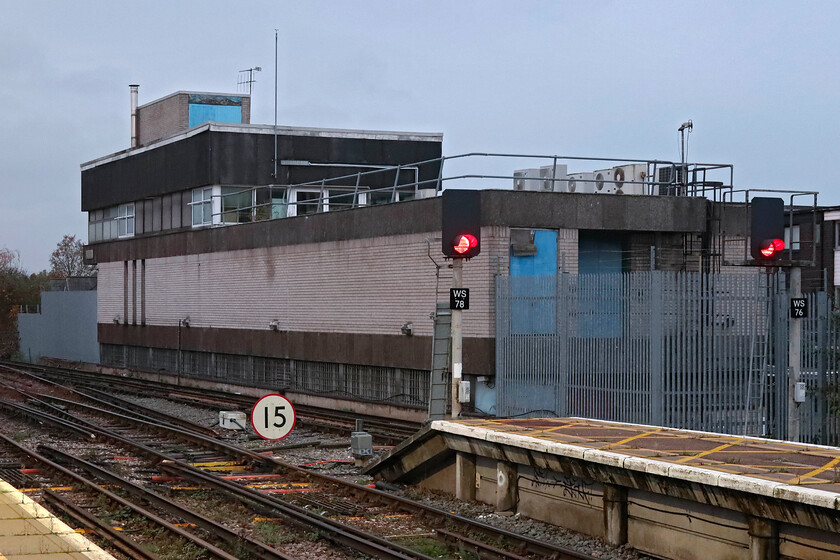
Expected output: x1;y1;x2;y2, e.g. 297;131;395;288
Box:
136;91;251;147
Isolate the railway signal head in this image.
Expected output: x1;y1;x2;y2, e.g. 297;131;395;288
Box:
442;189;481;259
758;237;785;258
750;197;786;263
453;233;478;255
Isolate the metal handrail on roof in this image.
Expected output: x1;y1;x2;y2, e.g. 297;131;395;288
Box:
204;153;737;226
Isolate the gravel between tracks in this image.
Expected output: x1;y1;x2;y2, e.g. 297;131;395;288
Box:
123;394;653;560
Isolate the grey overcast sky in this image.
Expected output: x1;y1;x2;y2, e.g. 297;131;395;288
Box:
1;1;839;272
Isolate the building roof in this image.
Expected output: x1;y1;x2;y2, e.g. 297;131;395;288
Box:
81;122;444;171
136;89;250;109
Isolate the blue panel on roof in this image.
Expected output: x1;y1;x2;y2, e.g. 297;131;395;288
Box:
189;104;242;127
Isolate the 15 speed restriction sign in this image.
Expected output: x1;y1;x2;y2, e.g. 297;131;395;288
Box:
251;394;296;440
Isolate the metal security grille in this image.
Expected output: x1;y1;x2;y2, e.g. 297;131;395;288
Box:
496;272;790;438
797;292;840;445
99;345;428;409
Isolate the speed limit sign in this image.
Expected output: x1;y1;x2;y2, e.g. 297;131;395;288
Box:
251;394;296;440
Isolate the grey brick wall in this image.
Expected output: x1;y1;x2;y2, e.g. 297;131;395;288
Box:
98;227;509;339
137;93;187;146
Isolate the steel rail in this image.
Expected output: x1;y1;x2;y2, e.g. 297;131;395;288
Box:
77;386;220;437
161;461;436;560
435;528;531;560
39;446;298;560
0;431;240;560
23;393;277;468
1;361;423;438
1;365;602;560
9;361;427;431
0;396;433;560
42;489;165;560
0;364;219;438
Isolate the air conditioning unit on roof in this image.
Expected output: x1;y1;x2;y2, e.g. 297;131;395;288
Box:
656;165;687;195
566;172;595;193
540;164;568;192
513;168;542;191
593;164;648;195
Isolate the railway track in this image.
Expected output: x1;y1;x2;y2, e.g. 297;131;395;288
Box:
1;361;420;444
0;362;602;560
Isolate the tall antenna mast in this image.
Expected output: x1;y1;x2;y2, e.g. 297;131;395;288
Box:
273;29;279;180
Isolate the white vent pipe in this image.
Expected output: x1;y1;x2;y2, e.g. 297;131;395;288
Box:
129;84;139;148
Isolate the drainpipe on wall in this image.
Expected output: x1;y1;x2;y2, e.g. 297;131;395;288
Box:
129;84;139;148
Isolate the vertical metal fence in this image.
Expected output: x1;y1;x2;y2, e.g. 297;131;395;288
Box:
798;291;840;445
496;271;840;442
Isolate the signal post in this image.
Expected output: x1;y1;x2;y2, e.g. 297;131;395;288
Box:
750;197;803;441
451;259;464;418
441;190;480;419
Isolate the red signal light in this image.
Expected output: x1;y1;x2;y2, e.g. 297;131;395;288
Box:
759;238;785;258
453;234;478;255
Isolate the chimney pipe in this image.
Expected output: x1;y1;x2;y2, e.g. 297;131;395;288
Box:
129;84;139;148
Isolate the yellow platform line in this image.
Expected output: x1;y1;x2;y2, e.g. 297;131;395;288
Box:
676;439;745;464
623;450;796;458
792;456;840;485
607;429;663;448
797;478;840;486
522;423;579;437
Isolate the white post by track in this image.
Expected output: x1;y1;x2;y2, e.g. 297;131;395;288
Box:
451;258;463;418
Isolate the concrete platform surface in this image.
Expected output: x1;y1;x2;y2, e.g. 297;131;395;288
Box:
0;478;115;560
439;417;840;503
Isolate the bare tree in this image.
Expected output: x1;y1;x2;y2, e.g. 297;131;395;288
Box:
0;248;47;358
0;247;18;273
49;235;96;279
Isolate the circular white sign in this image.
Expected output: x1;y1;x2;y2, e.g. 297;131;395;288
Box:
251;394;296;441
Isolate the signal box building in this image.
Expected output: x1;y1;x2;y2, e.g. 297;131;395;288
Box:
81;88;822;421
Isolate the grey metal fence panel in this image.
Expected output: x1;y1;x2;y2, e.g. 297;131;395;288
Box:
497;271;790;438
799;291;840;445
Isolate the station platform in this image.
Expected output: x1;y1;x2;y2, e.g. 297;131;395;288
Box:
451;417;840;493
367;417;840;560
0;478;115;559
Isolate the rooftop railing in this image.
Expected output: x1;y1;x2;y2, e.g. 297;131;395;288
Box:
207;152;737;225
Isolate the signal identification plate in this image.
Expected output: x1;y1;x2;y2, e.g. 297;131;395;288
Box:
450;288;470;310
790;298;807;319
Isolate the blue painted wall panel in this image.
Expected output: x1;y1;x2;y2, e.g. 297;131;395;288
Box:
510;230;557;334
578;233;624;274
510;230;557;277
578;232;624;338
188;104;242;127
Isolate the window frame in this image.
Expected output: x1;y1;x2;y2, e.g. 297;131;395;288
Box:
115;202;135;238
190;187;216;227
784;224;801;251
286;187;367;217
220;186;256;224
